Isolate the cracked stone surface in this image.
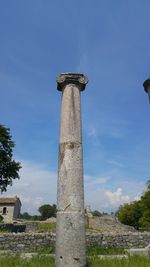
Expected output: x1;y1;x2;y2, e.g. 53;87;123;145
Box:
55;73;88;267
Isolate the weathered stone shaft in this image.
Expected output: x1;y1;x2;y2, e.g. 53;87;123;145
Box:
56;73;88;267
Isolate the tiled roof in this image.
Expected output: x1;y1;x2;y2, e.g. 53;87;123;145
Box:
0;197;21;205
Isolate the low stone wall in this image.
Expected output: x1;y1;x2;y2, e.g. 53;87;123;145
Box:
25;222;38;232
0;222;39;233
86;232;150;248
0;223;26;233
0;233;55;252
0;232;150;252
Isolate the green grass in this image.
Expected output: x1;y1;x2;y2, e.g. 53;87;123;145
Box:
35;246;124;255
37;223;56;232
88;256;150;267
0;228;9;233
0;255;54;267
36;246;55;254
0;247;149;267
0;255;150;267
87;246;125;255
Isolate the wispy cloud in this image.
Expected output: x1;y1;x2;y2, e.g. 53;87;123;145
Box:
88;126;97;138
3;159;57;214
107;160;124;168
85;175;109;186
85;116;130;140
77;52;89;73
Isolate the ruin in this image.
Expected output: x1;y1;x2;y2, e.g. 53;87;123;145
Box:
0;196;21;223
55;73;88;267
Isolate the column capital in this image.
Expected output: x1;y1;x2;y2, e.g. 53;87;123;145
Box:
56;73;88;91
143;78;150;93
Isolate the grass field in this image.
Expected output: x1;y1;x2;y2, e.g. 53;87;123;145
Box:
88;256;150;267
0;255;150;267
37;223;56;232
87;247;125;255
37;246;124;255
0;245;149;267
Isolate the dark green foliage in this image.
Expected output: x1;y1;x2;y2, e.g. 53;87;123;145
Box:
92;210;102;217
31;215;42;221
20;212;32;220
117;201;142;229
20;212;41;221
139;180;150;228
38;204;56;220
0;124;21;193
20;204;57;221
117;180;150;229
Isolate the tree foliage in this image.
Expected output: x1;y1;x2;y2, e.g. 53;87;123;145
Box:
117;180;150;229
92;210;102;217
139;180;150;228
20;212;41;221
20;212;32;220
117;201;142;229
0;124;21;192
38;204;56;220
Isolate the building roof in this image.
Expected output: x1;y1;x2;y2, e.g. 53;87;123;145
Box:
0;196;21;205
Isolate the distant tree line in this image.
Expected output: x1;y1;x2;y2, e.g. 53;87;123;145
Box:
116;180;150;229
91;210;111;217
21;206;109;221
20;204;57;221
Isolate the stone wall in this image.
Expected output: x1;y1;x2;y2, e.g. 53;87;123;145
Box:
86;232;150;248
0;233;55;252
0;232;150;252
0;222;38;233
0;223;26;233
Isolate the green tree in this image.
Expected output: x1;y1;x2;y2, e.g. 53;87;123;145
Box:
38;204;56;220
117;180;150;229
0;124;21;192
20;212;42;221
117;201;142;229
92;210;102;217
31;215;41;221
20;212;32;220
139;180;150;228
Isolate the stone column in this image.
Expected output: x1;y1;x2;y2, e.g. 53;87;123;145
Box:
55;73;88;267
143;78;150;102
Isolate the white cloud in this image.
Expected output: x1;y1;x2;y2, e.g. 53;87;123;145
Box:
85;187;131;212
19;196;44;214
105;188;130;207
2;159;57;214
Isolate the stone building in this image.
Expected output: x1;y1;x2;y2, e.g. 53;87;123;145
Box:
0;196;21;222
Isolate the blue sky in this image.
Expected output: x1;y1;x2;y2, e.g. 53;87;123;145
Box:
0;0;150;214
